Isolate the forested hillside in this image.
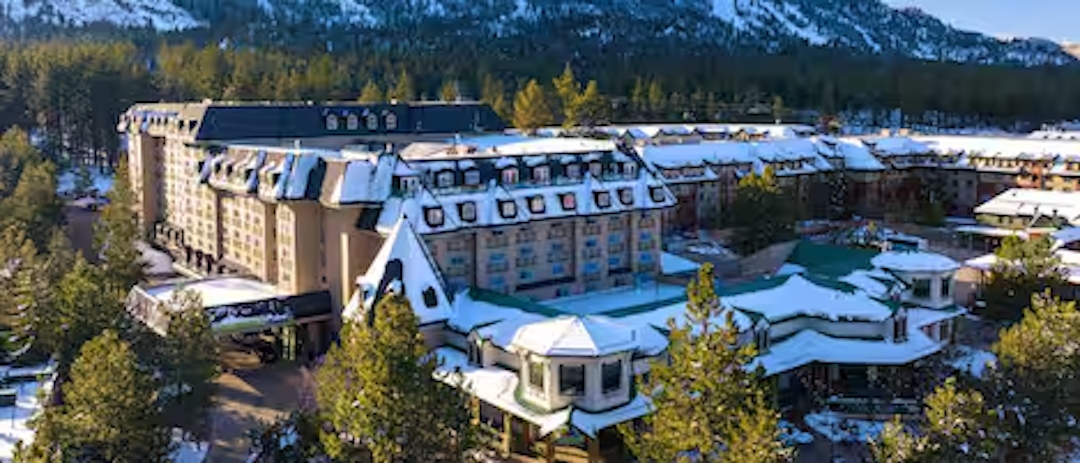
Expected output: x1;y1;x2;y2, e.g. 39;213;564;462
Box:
8;40;1080;168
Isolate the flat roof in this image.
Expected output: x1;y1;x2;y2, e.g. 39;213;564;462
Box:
142;277;284;308
546;283;687;316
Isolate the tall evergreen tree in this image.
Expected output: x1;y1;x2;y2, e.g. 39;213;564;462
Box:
94;159;145;297
3;160;62;250
391;70;415;102
552;63;580;123
160;289;219;440
440;79;459;102
479;74;511;120
358;80;384;103
20;330;172;462
315;293;476;462
512;79;554;133
574;80;609;128
11;228;73;360
46;255;127;371
730;166;795;254
981;236;1065;321
619;264;789;462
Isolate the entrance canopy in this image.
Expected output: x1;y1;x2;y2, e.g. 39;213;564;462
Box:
128;277;331;336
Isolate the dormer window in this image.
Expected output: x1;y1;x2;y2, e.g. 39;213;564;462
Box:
436;171;455;188
386;112;398;130
424;207;444;227
529;196;545;214
533;166;550;184
459;202;477;222
464;169;480;186
366;113;379;130
559;364;585;396
601;360;622;394
912;278;931;299
346;114;359;130
623;162;637;178
400;176;419;192
618;188;633;206
499;200;517;219
567;164;581;179
650;187;665;203
501;168;519;184
326;114;339;130
560;193;576;211
589;162;603;178
595;191;611;209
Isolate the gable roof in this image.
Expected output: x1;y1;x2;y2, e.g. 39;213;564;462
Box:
723;274;895;322
354;215;453;325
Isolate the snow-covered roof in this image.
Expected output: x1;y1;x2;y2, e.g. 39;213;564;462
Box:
143;277;283;308
546;283;687;316
509;316;664;357
871;251;960;273
353;216;453;325
570;394;651;437
724;275;894;322
907;307;966;329
754;329;945;375
660;252;700;275
1053;227;1080;248
639;137;883;174
974;188;1080;222
136;241;175;276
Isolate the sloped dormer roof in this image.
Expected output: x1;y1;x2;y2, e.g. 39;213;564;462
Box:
354;215;453;325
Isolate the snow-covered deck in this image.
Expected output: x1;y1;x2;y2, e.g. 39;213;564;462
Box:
754;329;945;375
143;277;284;308
545;283;687;316
434;348;651;437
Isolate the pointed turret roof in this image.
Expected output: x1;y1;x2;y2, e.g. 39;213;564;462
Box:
355;215;454;325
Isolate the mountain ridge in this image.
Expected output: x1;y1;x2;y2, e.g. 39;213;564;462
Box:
0;0;1072;66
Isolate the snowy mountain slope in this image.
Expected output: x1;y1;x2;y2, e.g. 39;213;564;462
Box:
0;0;203;31
0;0;1072;66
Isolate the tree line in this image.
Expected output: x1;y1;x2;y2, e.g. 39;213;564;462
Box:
1;39;1080;170
0;131;219;461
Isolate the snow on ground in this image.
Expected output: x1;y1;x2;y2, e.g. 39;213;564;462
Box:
660;252;700;275
949;346;997;379
56;169;114;196
137;241;175;276
779;420;815;446
0;0;204;31
0;378;51;462
804;411;888;443
171;429;209;463
546;283;686;315
686;243;737;259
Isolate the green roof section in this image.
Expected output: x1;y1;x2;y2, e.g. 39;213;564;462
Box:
717;275;792;297
601;294;689;318
787;241;878;277
467;287;564;317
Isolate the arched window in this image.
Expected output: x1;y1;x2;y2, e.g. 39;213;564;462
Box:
501;168;518;184
346;114;359;130
326;114;339;130
366;113;379;130
386;113;398;130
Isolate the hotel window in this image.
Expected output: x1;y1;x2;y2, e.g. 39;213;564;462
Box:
566;164;581;179
533;166;550;184
519;270;533;281
589;161;603;177
436;171;455;188
941;278;952;298
528;360;545;390
623;162;637;178
366;113;379;130
552;263;565;276
424;207;444;227
912;278;932;298
618;188;633;206
602;361;622;394
464;169;480;186
346;114;359;130
650;187;665;203
529;196;545;214
559;364;585;396
399;176;419;192
595;192;611;209
501;168;519;184
325;114;339;130
459;202;477;222
560;193;576;211
608;256;621;268
499;200;517;219
385;113;398;130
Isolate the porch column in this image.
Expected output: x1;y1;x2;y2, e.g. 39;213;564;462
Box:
587;434;601;463
545;433;556;463
502;412;514;457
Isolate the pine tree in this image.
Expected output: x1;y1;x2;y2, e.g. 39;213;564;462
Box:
630;77;648;119
2;160;62;250
74;164;94;197
11;229;73;362
358;80;384;103
440;79;458;102
94;159;146;298
646;79;665;119
21;330;172;462
316;293;476;462
160;289;219;440
619;264;789;462
771;95;785;123
48;255;127;371
391;70;415;102
512;79;555;133
981;236;1065;321
731;166;795;254
552;63;581;124
573;80;609;128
